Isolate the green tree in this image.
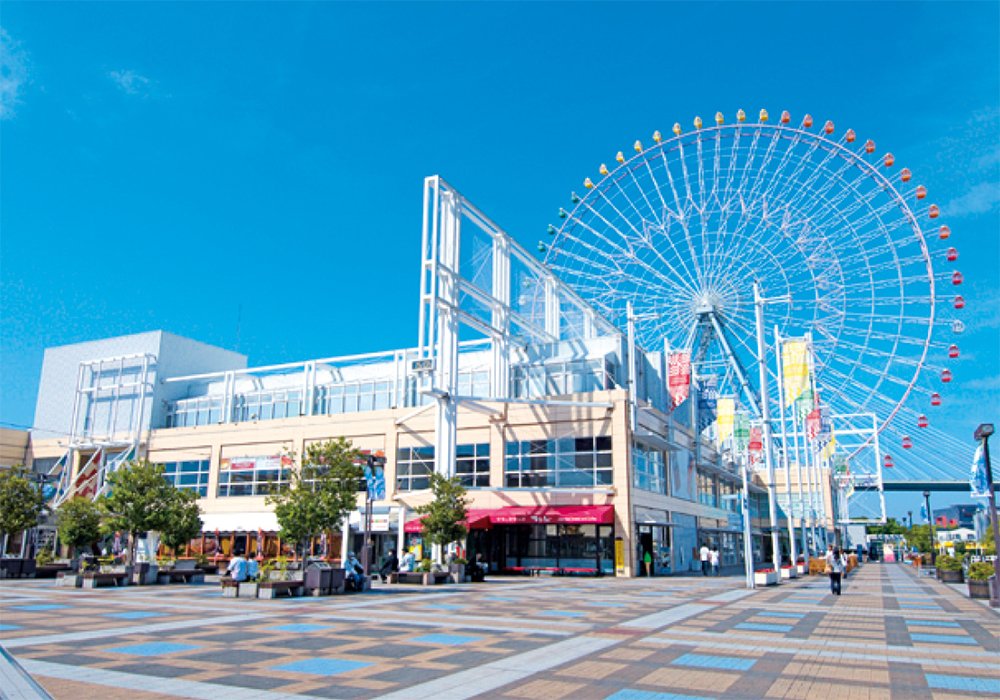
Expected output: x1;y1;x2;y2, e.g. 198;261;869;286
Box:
56;497;104;558
0;466;44;556
159;488;203;557
868;518;906;536
981;524;996;556
266;439;362;559
416;473;469;562
102;460;178;562
908;524;933;554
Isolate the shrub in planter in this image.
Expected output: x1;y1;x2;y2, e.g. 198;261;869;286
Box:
967;561;994;600
936;555;964;583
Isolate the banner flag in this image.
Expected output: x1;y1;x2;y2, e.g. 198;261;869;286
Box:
782;340;810;406
748;425;763;466
716;398;736;446
817;406;833;449
668;351;692;409
821;431;838;460
795;386;815;422
697;376;719;432
970;443;990;499
806;408;821;441
920;503;928;523
734;412;750;452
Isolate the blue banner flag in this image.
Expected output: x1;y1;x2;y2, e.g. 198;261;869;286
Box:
920;503;928;523
970;443;990;499
697;376;719;432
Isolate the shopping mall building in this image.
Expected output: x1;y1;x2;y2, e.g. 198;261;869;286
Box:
19;178;834;577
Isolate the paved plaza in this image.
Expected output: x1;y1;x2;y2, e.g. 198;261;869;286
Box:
1;562;998;700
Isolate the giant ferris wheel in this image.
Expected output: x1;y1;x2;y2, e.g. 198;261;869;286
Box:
542;109;966;491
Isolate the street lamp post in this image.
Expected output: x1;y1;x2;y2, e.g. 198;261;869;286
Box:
974;423;999;608
907;510;913;529
923;490;935;567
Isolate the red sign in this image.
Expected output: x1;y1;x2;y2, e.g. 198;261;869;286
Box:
748;427;763;465
668;351;691;409
806;409;821;441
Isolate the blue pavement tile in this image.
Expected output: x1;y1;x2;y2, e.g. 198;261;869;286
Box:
539;610;586;618
910;633;977;646
107;642;199;656
672;652;756;671
756;611;804;619
586;601;627;607
105;611;164;620
606;690;713;700
274;658;372;676
412;633;482;646
428;604;463;610
925;674;999;693
735;622;793;633
12;604;67;611
267;624;331;633
485;596;516;602
905;619;960;628
0;624;22;632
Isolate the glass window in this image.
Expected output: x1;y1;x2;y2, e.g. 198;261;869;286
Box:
455;443;490;488
632;443;666;494
159;460;210;497
396;446;434;491
217;456;291;497
504;435;612;488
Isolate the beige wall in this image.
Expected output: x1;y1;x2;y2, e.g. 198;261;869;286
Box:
0;428;29;468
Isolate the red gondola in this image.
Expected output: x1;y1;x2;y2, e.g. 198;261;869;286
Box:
824;120;835;134
915;185;927;199
917;414;928;429
845;128;856;143
864;139;875;154
953;295;965;309
902;436;913;449
884;455;894;468
900;168;912;182
884;153;895;167
952;271;963;285
941;368;953;383
946;247;958;261
948;344;959;359
929;204;940;219
803;114;813;128
930;392;941;407
939;225;951;240
780;110;791;124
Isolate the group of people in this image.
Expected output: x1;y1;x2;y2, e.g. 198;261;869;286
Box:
699;543;722;576
224;552;260;582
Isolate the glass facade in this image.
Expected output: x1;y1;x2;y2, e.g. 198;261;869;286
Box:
160;460;210;497
217;458;291;497
632;443;666;494
396;446;434;491
500;524;615;573
455;443;490;488
511;359;614;398
504;436;613;488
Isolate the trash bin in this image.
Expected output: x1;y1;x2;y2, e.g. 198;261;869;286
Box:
304;561;333;595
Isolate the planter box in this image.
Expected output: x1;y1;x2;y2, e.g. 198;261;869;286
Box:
780;566;798;580
449;564;465;584
238;581;260;598
754;571;779;586
968;579;991;599
796;563;807;575
939;569;964;584
56;572;83;588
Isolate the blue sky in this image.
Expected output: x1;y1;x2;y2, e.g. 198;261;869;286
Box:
1;2;997;518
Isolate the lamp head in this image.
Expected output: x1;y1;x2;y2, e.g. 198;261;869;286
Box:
974;423;995;440
923;490;930;498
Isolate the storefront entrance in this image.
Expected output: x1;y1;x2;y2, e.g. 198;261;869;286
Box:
467;523;615;575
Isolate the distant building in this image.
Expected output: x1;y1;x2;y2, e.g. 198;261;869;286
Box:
932;504;979;529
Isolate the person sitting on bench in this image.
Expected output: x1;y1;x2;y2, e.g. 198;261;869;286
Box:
399;550;415;573
345;552;364;589
226;552;248;583
378;549;399;583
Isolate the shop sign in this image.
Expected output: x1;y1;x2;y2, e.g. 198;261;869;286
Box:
221;454;293;471
668;351;691;408
370;513;391;532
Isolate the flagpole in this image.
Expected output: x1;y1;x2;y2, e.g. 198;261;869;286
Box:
753;283;782;574
805;333;828;550
790;385;811;556
773;326;798;570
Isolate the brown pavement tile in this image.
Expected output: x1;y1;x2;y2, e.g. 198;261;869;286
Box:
35;676;181;700
639;667;738;692
503;679;587;699
554;659;628;680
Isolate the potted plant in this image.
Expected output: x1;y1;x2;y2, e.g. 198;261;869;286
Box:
449;556;467;583
967;562;993;599
936;555;964;583
780;563;797;579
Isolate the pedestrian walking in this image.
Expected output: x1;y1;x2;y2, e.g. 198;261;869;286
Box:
699;543;710;576
643;550;653;577
710;546;720;576
825;546;846;595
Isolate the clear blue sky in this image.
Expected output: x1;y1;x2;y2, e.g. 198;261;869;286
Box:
2;2;997;519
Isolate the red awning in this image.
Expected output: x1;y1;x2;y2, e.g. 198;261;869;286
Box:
404;505;613;532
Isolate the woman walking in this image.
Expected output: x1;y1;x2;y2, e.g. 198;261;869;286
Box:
825;546;846;595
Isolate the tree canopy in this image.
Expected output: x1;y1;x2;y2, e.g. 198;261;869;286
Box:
415;472;469;558
103;460;179;559
159;487;203;554
266;438;362;557
0;466;44;545
56;497;104;554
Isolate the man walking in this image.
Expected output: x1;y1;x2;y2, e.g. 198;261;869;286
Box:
700;543;710;576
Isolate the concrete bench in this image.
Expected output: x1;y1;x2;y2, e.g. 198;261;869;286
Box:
220;579;240;598
258;579;305;599
81;572;129;588
157;569;206;584
388;571;449;585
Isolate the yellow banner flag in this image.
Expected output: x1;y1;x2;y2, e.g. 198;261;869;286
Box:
716;398;735;446
821;431;837;460
782;340;810;406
